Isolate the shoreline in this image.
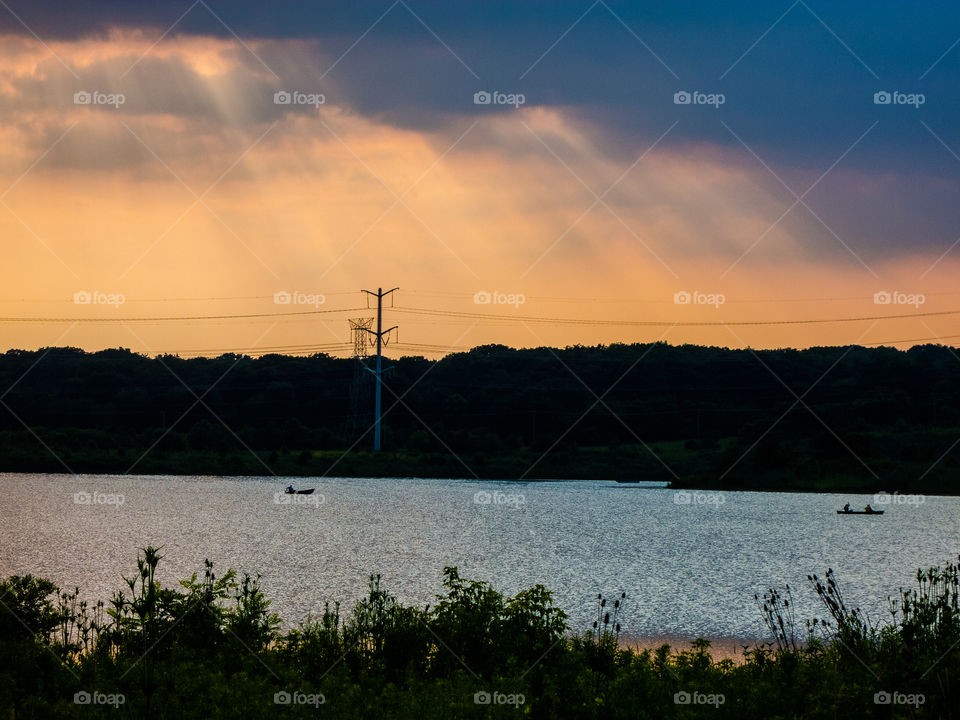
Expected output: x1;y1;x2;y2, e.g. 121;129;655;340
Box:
1;470;954;497
618;634;764;663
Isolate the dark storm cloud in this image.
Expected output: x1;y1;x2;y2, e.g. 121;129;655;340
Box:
2;1;960;172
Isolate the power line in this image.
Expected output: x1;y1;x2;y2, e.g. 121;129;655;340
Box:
394;288;960;305
0;307;367;323
0;291;362;304
9;288;960;307
392;342;469;352
3;301;959;328
394;341;468;348
168;342;352;355
392;305;960;327
863;333;960;347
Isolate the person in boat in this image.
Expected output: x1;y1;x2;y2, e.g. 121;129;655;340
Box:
286;484;294;494
864;504;872;512
843;503;851;512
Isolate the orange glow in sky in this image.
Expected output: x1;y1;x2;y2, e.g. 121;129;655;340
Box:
2;31;958;358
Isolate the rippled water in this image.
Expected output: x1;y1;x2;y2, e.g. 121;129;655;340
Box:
1;473;957;641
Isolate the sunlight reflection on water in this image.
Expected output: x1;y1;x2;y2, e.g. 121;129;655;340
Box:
1;473;957;642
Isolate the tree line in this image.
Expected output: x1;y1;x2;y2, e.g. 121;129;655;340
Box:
0;343;957;489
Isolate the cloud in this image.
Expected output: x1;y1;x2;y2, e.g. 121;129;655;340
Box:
1;6;960;357
1;1;958;176
0;27;956;263
1;2;958;164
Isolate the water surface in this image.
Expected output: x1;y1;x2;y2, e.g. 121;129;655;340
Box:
1;473;956;641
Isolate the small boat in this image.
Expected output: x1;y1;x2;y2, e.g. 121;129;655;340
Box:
836;509;884;515
284;487;315;495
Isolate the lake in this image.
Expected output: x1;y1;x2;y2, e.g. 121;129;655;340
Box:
1;473;957;643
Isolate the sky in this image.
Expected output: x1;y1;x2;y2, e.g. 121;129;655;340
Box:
1;0;960;357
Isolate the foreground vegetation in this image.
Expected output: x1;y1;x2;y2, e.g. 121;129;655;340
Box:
1;344;959;490
2;549;959;718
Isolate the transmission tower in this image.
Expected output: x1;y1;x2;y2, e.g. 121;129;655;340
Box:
347;318;375;438
349;318;374;359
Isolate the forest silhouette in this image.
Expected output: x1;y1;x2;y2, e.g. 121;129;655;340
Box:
0;342;956;490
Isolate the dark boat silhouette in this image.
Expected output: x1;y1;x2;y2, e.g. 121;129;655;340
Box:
836;508;883;515
284;487;315;495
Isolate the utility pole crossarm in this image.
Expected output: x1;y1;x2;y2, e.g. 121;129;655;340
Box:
362;287;399;302
360;325;397;337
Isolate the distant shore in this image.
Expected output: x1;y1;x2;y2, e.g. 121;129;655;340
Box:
3;345;960;497
620;634;760;663
2;460;957;497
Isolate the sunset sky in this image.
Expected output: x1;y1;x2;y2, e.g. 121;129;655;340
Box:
2;1;960;357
